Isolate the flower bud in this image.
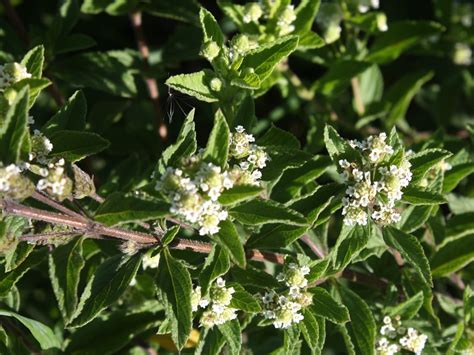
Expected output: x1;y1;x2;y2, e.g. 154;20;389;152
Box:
0;62;31;90
209;77;222;92
243;3;263;23
200;41;220;62
72;164;96;199
376;13;388;32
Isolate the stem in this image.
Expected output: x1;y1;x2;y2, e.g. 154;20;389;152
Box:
300;234;326;258
129;11;167;140
31;191;86;220
351;77;365;115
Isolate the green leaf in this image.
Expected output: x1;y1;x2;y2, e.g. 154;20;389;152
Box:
218;185;263;206
48;237;85;323
409;148;452;183
66;311;161;354
94;192;169;226
0;310;61;350
258;125;301;149
229;199;307;226
228;283;261;312
383;227;432;286
331;225;370;272
199;7;224;46
324;124;357;163
294;0;321;33
307;258;330;283
366;21;444;63
56;33;97;54
53;51;137;97
21;45;44;78
203;110;229;168
157;109;196;174
0;87;29;164
339;287;376;355
7;78;51;107
165;70;219;102
446;212;474;239
398;205;433;233
357;65;384;107
1;216;31;272
199;246;231;294
196;327;225;355
231;265;280;289
217;319;241;355
272;155;332;202
387;291;424;319
308;287;350;324
261;147;312;181
431;234;474;277
384;70;434;128
211;220;246;268
69;254;142;327
246;223;308;248
48;130;110;162
162;225;180;247
143;0;200;25
401;187;446;205
156;249;192;350
240;36;299;81
443;162;474;193
313;60;372;96
300;308;320;351
42;90;87;134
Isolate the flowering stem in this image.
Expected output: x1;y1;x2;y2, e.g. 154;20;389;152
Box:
129;11;168;140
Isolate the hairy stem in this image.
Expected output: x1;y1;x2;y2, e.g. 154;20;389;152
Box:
129;11;168;140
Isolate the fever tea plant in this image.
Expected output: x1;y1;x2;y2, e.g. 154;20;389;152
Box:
0;1;474;354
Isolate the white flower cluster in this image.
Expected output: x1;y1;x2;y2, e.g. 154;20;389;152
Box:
0;62;31;90
0;164;22;192
157;127;267;235
241;2;296;36
276;5;297;36
30;130;54;163
228;126;268;186
339;133;412;227
142;252;160;269
192;278;238;328
261;263;312;329
36;158;70;197
377;316;428;355
243;2;263;24
317;3;343;44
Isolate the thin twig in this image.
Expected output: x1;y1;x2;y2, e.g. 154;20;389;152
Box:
300;234;326;259
129;11;168;140
31;191;86;220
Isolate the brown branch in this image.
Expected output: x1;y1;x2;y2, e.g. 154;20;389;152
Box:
300;234;326;259
129;11;167;140
31;191;86;221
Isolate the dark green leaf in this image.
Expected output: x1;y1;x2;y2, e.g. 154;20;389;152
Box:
165;70;219;102
431;234;474;277
199;246;231;294
217;319;241;354
401;187;446;205
387;291;424;319
48;130;110;162
308;287;350;324
210;220;246;268
203;110;229;168
218;185;263;206
42;90;87;134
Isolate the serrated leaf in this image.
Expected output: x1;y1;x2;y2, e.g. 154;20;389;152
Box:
398;205;433;233
199;246;231;294
246;223;308;249
443;162;474;193
69;254;142;327
217;319;241;355
300;309;320;351
210;220;246;268
387;291;424;319
431;234;474;277
48;237;85;323
94;192;169;226
48;130;109;162
165;70;219;102
308;287;350;324
0;87;29;164
231;265;280;289
383;227;432;286
324;124;357;163
218;185;263;206
408;148;452;183
199;7;224;46
203;110;229;168
228;283;261;312
258;125;300;149
339;287;376;355
331;225;370;272
162;225;180;247
366;21;444;63
229;199;307;226
446;212;474;238
21;45;44;78
157;109;196;174
42;90;87;134
156;249;192;350
0;310;61;350
401;187;446;205
240;36;298;81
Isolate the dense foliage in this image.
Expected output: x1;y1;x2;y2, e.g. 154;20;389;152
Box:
0;0;474;354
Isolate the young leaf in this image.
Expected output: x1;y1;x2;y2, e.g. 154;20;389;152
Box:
401;187;446;205
157;109;197;174
294;0;321;33
228;283;261;312
257;125;301;149
300;308;320;351
218;185;263;206
240;36;299;81
308;287;350;324
48;130;110;162
387;291;424;319
203;110;229;168
0;310;61;350
69;254;142;327
42;90;87;134
199;246;231;294
383;227;432;286
48;237;85;323
229;199;308;226
94;192;169;226
331;225;370;272
210;220;246;268
165;70;219;102
156;249;193;350
199;7;224;46
0;87;29;164
21;45;44;78
339;287;376;355
430;234;474;277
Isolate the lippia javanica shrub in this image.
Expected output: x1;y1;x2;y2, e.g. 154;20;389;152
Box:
0;0;474;354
